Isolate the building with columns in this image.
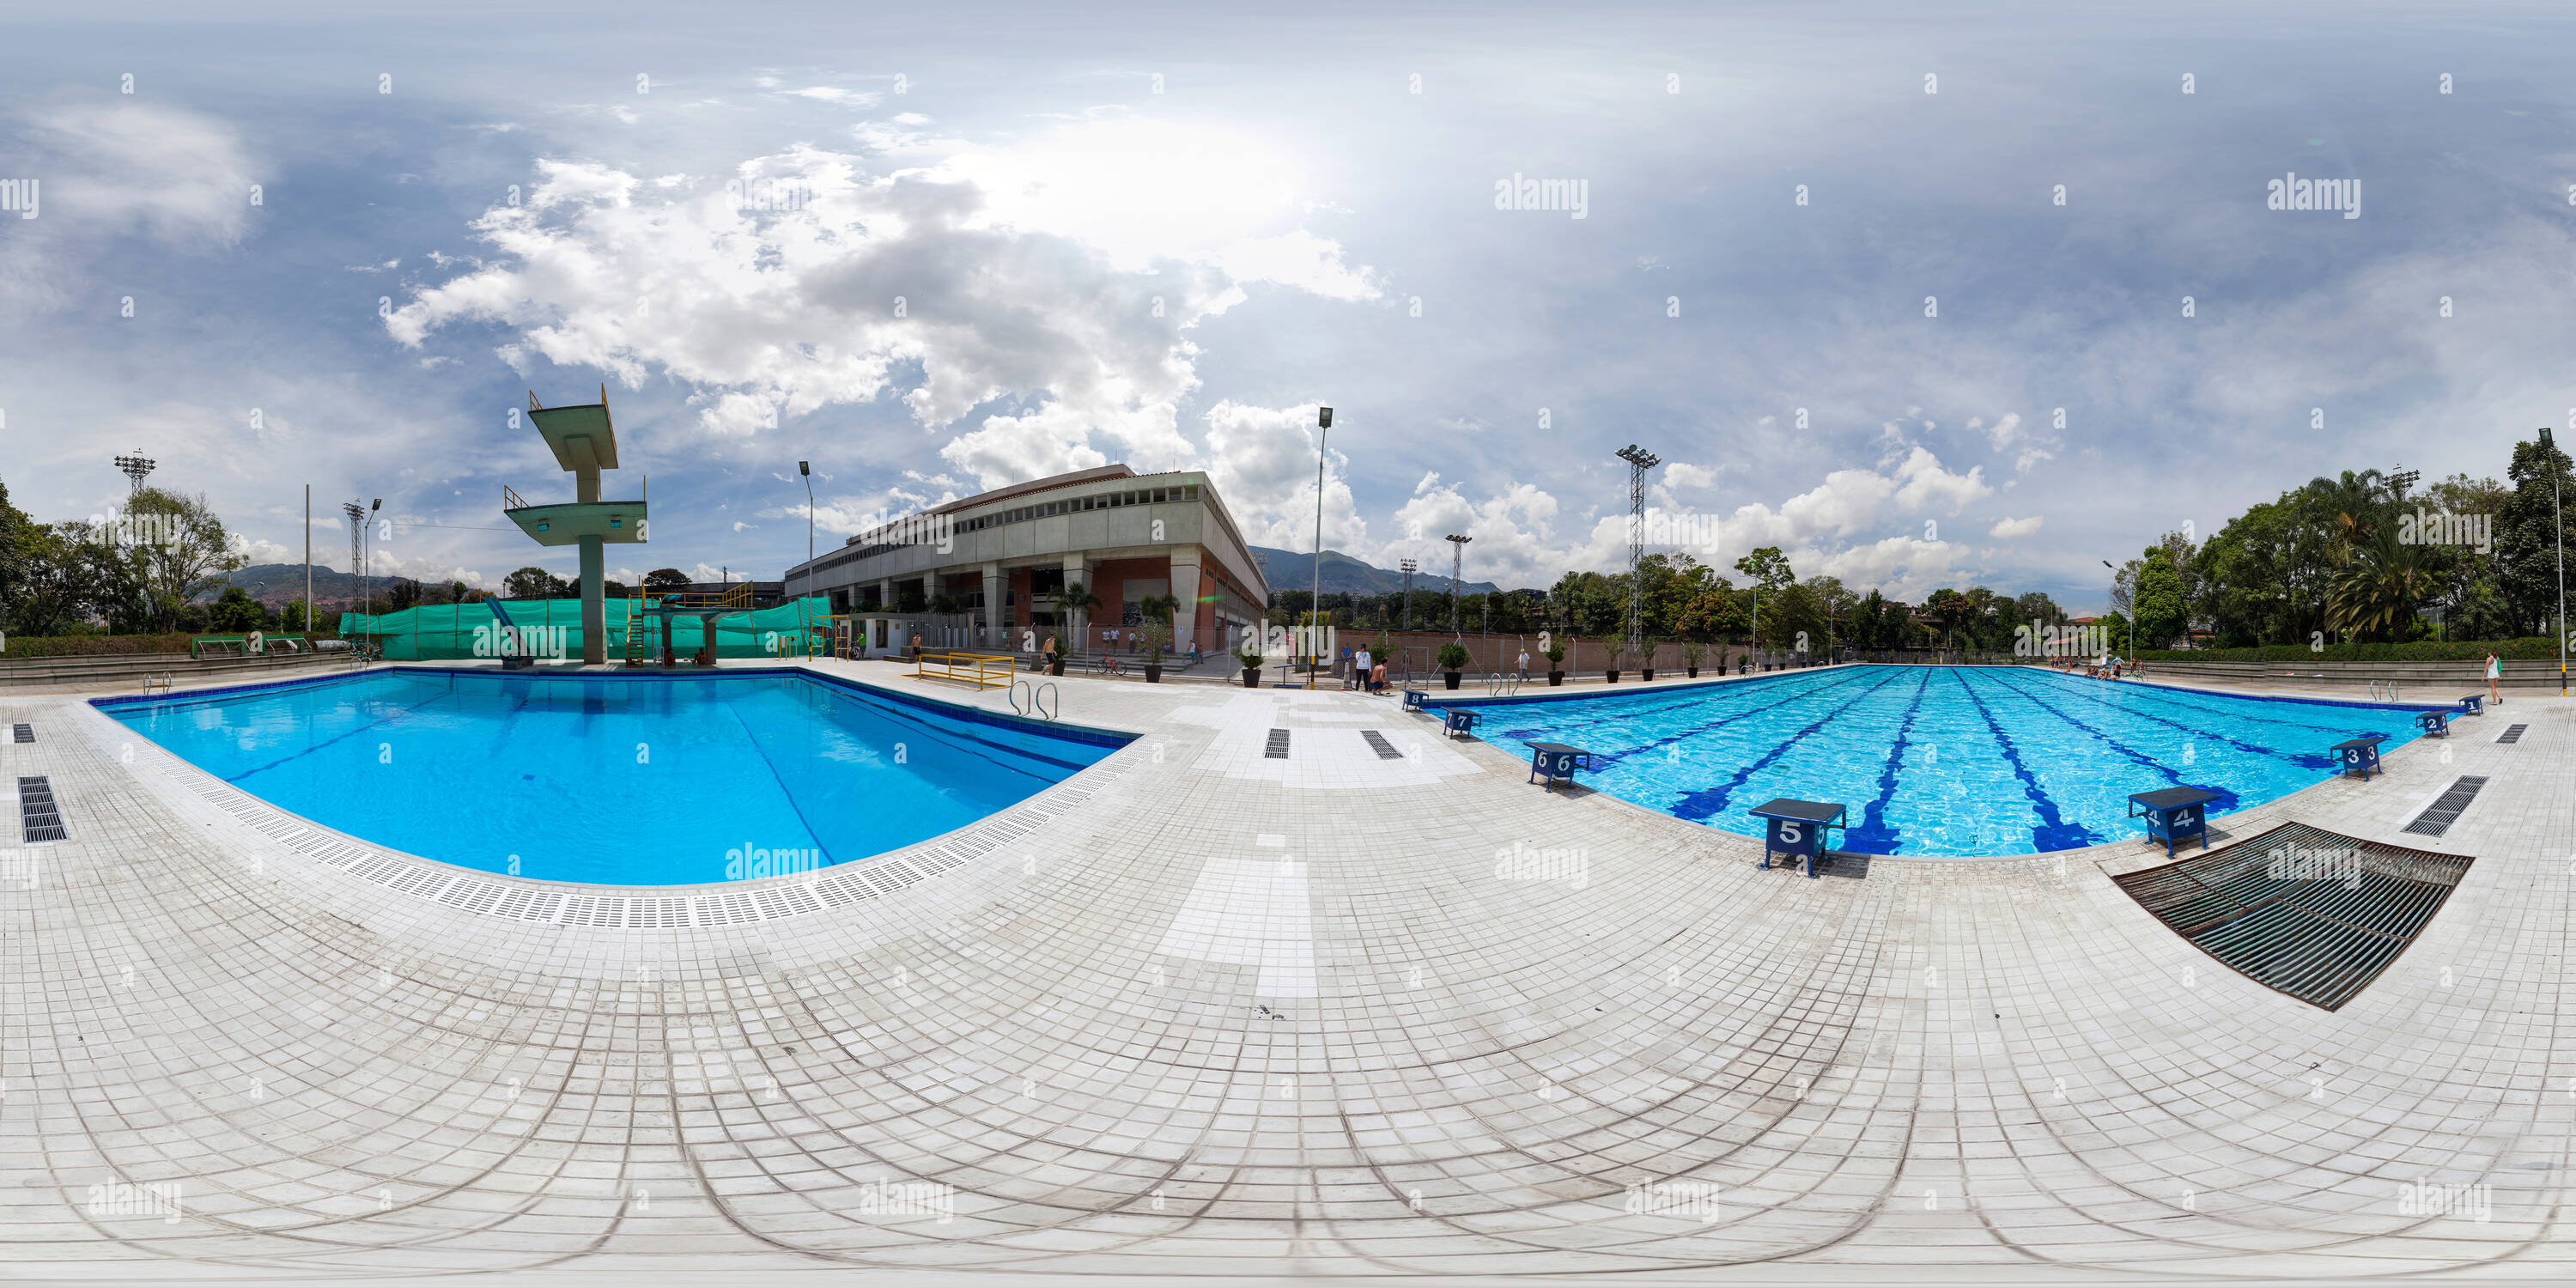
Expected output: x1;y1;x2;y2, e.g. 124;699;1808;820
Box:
783;465;1270;654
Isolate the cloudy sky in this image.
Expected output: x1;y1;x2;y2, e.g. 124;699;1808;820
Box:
3;0;2573;611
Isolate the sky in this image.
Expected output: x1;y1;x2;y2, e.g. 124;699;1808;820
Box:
3;0;2574;612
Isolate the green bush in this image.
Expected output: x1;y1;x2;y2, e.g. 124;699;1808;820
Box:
1436;641;1470;671
0;634;238;659
2137;637;2556;664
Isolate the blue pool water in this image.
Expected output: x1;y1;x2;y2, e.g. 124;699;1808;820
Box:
100;669;1126;885
1433;666;2443;857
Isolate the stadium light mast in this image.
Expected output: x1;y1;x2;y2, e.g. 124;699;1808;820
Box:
1400;557;1417;631
2545;428;2566;697
1308;406;1332;690
1616;444;1661;663
1444;533;1472;637
799;460;814;569
114;452;155;494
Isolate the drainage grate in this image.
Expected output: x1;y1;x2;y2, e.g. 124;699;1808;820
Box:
2113;822;2470;1010
1264;728;1291;759
2403;775;2490;838
1361;730;1404;759
18;776;65;843
9;724;29;744
2497;723;2528;744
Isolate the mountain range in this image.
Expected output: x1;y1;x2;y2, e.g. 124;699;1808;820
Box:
1248;547;1505;598
197;563;428;608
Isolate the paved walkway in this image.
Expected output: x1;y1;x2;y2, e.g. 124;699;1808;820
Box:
0;661;2566;1283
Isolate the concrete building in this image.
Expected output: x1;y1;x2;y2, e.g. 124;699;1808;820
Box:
783;464;1270;654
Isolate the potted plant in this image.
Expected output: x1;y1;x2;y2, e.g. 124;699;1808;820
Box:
1681;641;1704;678
1236;643;1266;689
1139;621;1172;681
1639;639;1656;683
1437;641;1470;690
1544;637;1567;686
1605;641;1625;684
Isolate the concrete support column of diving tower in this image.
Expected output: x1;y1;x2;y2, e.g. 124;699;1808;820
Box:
575;461;605;665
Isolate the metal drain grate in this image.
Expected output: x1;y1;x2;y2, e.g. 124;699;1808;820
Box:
1361;730;1404;759
2497;723;2528;744
18;776;66;843
2113;822;2471;1010
9;724;29;744
2403;775;2490;837
1264;728;1291;759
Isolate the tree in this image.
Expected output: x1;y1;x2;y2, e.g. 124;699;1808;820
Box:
2132;550;2188;647
503;567;565;600
643;568;691;596
1058;581;1102;651
125;488;248;632
207;586;271;632
2498;434;2576;636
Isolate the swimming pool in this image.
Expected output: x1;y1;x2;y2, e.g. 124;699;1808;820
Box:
1432;666;2443;857
99;669;1127;885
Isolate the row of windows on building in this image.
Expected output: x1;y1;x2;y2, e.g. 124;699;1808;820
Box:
812;483;1206;573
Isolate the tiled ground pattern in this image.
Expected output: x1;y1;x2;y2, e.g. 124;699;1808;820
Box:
0;660;2567;1279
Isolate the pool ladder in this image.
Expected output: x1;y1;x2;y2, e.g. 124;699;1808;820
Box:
142;671;174;696
2368;678;2403;702
1485;671;1523;696
1010;679;1060;721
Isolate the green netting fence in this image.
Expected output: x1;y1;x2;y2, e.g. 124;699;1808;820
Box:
340;598;833;662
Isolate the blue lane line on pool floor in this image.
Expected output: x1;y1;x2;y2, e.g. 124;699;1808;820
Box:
1842;668;1935;854
1979;676;2243;814
1947;668;2100;852
1504;667;1886;769
1666;671;1914;823
2010;669;2394;768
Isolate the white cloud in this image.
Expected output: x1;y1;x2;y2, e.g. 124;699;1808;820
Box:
0;100;257;314
1988;515;2044;538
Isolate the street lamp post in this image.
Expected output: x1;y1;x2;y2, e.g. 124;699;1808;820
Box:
799;461;814;572
367;498;381;617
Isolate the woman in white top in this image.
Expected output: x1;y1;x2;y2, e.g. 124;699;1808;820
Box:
2487;653;2502;708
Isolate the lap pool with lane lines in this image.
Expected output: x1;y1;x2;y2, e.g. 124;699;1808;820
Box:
1431;666;2445;857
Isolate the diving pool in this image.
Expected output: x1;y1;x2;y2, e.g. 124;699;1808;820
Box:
1431;666;2445;857
98;669;1127;885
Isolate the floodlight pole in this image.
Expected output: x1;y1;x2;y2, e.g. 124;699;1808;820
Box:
1309;406;1332;690
1445;534;1471;636
2548;429;2567;697
1615;444;1661;664
1400;558;1416;631
799;460;814;571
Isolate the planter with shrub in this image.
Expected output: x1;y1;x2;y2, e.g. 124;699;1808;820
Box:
1235;645;1265;689
1437;641;1470;690
1680;641;1704;678
1544;637;1567;687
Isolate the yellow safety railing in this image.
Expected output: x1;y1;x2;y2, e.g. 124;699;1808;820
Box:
912;651;1016;690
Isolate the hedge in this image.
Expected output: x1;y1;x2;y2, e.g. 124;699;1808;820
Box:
0;633;318;659
2136;637;2560;664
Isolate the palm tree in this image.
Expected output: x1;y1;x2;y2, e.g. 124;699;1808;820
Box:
2305;469;2392;563
2326;526;2436;642
1137;592;1182;659
1057;581;1102;655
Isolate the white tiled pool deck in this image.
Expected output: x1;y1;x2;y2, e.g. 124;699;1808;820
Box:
1;659;2568;1284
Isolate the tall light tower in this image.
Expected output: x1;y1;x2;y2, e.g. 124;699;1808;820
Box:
799;460;815;568
1616;444;1662;662
114;452;155;494
2544;429;2566;697
1308;407;1332;689
1400;557;1417;631
1444;533;1472;637
342;501;364;611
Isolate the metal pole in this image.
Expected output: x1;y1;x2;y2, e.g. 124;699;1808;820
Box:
2548;429;2566;696
1309;408;1331;690
303;485;311;638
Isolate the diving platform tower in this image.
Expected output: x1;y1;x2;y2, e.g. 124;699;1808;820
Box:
502;386;647;665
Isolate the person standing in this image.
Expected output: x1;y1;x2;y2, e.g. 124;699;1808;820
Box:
2487;652;2503;707
1516;647;1530;678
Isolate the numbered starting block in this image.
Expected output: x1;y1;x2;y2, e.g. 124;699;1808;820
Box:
1441;708;1481;739
1528;742;1595;787
2415;709;2451;738
2456;694;2483;716
1402;689;1429;712
2330;735;2387;781
2127;786;2221;858
1748;799;1845;878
